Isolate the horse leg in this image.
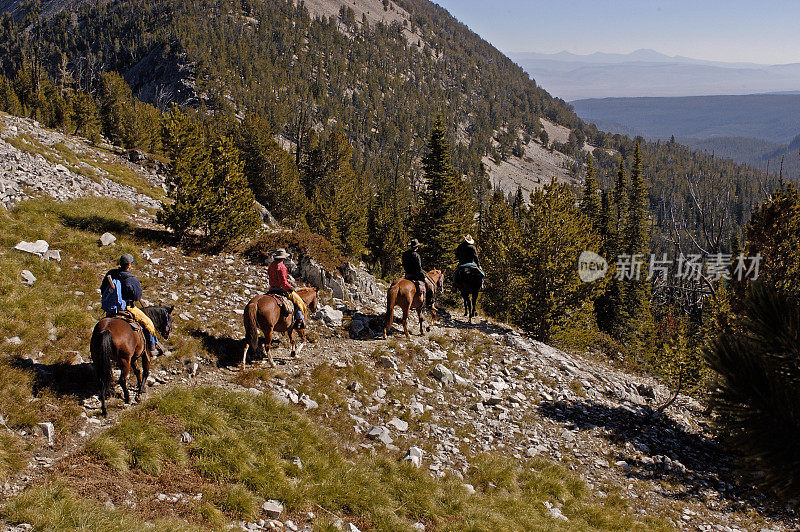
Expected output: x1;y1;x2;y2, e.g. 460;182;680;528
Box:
417;308;425;336
293;328;307;358
265;326;275;367
139;351;150;399
402;306;410;338
471;291;479;322
131;356;142;400
119;359;131;404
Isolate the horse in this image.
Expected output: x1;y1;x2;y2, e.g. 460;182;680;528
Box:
454;266;483;323
90;305;174;416
383;269;444;338
242;287;319;367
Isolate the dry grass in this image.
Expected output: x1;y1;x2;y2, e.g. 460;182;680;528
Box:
72;386;667;531
2;482;206;531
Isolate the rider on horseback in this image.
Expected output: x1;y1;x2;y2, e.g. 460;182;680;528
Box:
267;249;308;328
100;254;161;357
402;239;436;310
455;235;485;288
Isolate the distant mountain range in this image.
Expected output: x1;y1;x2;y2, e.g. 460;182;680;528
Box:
571;92;800;178
509;49;800;100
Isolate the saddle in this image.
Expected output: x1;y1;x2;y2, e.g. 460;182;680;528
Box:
111;310;142;331
267;292;294;317
110;310;146;344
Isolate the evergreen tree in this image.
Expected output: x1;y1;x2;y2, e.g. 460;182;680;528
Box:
205;135;260;247
98;71;133;146
307;130;368;257
69;90;101;142
236;114;308;228
0;74;22;115
416;116;474;269
518;179;602;341
625;142;649;256
580;156;602;233
158;105;213;240
743;182;800;296
621;142;656;352
478;192;522;323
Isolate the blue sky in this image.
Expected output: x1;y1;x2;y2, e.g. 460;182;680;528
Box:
434;0;800;64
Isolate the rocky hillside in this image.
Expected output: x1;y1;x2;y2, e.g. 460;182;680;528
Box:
0;116;797;531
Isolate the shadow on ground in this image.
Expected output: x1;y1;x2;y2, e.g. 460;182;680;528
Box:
539;398;794;523
12;358;97;399
60;213;176;248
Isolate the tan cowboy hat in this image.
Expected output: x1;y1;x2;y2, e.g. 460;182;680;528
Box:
409;239;420;248
463;235;475;245
273;248;291;260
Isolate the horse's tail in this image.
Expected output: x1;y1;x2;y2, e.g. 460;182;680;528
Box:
243;299;260;358
95;329;114;412
384;283;399;336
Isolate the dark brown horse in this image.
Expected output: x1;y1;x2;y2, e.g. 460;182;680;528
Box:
383;269;444;338
454;266;483;323
242;287;319;367
90;306;173;416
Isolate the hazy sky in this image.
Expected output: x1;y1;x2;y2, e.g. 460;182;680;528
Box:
434;0;800;64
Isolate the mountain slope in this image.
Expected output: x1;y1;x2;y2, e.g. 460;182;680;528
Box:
0;0;773;257
0;113;797;530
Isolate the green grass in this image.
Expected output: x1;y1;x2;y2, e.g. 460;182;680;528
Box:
81;386;668;531
0;197;154;439
2;483;206;532
0;431;26;482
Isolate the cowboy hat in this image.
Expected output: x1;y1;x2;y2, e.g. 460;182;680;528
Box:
409;239;420;248
273;248;291;260
463;235;475;245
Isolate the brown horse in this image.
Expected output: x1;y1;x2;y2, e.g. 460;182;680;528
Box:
383;269;444;338
90;305;173;416
242;287;319;367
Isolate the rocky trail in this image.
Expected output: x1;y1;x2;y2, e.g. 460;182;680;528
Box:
0;113;797;531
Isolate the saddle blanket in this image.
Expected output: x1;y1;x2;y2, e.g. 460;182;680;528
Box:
268;292;295;316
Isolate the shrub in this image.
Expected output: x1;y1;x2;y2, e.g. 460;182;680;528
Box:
706;283;800;497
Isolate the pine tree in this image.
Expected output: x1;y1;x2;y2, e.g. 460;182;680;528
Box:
518;179;603;341
205;135;260;247
625;142;649;256
98;71;133;146
612;156;628;247
158;105;213;240
478;192;522;322
69;90;101;142
307;130;368;257
0;74;23;116
621;141;655;352
236;114;308;228
416;116;474;270
580;156;602;233
743;182;800;296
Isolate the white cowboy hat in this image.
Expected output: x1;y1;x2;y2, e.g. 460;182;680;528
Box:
463;235;475;245
273;248;291;260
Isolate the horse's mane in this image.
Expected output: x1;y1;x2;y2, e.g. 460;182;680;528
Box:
142;305;170;330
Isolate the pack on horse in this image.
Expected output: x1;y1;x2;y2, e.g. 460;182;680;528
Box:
454;266;483;323
242;287;319;367
384;269;444;338
90;305;173;416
